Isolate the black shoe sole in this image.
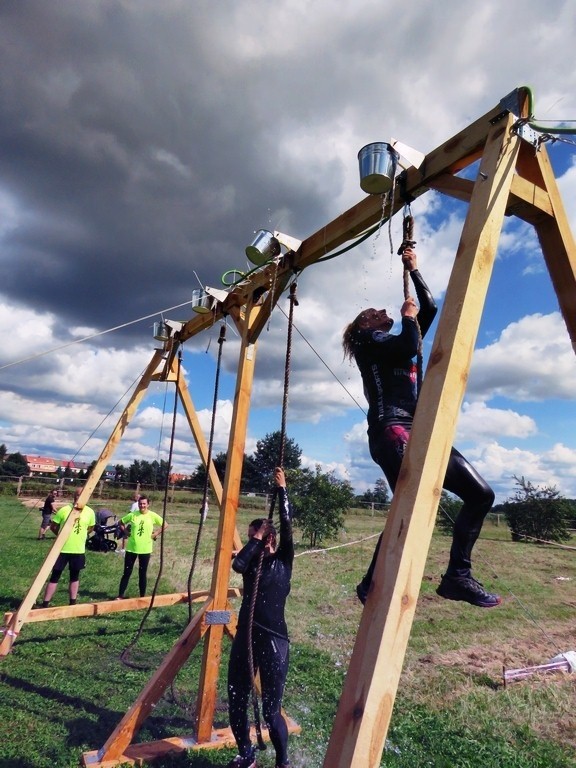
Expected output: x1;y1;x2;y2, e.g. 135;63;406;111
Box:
436;585;502;608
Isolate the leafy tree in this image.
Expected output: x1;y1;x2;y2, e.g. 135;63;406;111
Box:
563;498;576;527
249;431;302;492
435;490;463;535
0;444;7;465
2;452;29;477
289;465;353;547
128;459;170;488
114;464;128;483
503;476;571;543
190;452;228;488
360;478;390;507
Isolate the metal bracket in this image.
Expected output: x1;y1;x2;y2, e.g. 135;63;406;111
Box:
498;88;539;146
205;610;231;625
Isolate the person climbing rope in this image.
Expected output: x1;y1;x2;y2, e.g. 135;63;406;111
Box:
227;467;294;768
342;246;501;609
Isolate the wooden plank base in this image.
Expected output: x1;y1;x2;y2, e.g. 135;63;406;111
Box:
81;717;301;767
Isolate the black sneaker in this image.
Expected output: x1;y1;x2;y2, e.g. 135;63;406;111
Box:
356;581;369;605
227;752;257;768
436;574;501;608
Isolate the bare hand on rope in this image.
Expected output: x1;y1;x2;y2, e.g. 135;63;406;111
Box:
401;246;418;272
274;467;286;488
401;296;419;318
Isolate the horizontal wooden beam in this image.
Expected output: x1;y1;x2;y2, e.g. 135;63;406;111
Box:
3;589;242;625
81;718;301;767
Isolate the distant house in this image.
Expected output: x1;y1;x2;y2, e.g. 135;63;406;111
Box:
169;473;192;484
58;460;90;476
24;455;59;475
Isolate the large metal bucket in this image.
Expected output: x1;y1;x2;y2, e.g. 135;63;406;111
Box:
191;289;214;314
153;321;170;342
358;142;399;195
245;229;281;266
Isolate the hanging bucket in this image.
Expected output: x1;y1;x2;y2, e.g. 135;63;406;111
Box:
245;229;281;266
191;289;214;314
358;142;399;195
153;321;170;342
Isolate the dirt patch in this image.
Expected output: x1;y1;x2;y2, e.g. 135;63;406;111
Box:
20;498;44;508
420;624;576;678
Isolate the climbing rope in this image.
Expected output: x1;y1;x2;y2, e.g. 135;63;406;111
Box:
397;206;423;395
246;280;298;751
186;322;227;623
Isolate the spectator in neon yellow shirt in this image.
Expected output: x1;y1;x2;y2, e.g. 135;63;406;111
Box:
41;488;95;607
116;496;167;599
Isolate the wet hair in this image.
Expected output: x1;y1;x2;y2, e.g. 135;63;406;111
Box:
342;311;367;361
249;518;277;537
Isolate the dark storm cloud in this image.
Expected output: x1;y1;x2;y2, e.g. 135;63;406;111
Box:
0;1;343;342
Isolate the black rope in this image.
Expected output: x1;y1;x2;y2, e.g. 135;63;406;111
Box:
397;209;423;395
120;346;182;666
186;323;227;623
246;281;298;751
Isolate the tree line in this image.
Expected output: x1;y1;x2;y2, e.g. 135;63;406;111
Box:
2;438;575;547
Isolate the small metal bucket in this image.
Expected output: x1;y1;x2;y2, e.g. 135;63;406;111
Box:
358;142;399;195
191;289;214;314
245;229;281;266
153;321;170;342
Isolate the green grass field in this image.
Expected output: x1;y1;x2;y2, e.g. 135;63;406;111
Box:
0;495;574;768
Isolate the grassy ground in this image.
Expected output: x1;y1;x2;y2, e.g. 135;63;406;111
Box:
0;495;575;768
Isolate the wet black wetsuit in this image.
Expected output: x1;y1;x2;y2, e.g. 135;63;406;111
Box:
352;269;495;587
228;487;293;765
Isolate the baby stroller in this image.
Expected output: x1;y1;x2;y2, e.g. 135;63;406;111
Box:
86;509;119;552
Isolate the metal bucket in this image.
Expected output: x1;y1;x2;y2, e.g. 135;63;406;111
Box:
153;321;171;342
191;289;214;314
245;229;281;266
358;142;399;195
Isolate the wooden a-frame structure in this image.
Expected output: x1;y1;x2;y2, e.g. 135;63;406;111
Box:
2;86;575;767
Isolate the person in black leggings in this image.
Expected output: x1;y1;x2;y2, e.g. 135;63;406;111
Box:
227;467;293;768
343;247;500;609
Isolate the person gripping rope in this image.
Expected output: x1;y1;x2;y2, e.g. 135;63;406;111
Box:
227;467;294;768
342;247;501;609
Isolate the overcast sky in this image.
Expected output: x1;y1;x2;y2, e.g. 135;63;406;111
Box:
1;0;576;502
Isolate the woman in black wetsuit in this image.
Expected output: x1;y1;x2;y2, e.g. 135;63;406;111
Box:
227;467;293;768
343;247;501;609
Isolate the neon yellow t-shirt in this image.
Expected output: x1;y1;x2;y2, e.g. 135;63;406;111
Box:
120;510;164;555
52;504;96;554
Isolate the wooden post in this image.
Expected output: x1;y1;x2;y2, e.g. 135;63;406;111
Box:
531;145;576;348
195;301;261;742
323;112;520;768
84;604;210;765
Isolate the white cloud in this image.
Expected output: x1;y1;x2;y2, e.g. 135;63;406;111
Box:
457;401;537;442
469;312;576;401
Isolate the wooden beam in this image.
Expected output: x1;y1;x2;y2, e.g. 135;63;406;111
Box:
322;112;521;768
428;172;554;223
195;300;261;742
88;601;210;764
175;365;243;553
82;719;302;767
532;145;576;350
3;589;242;625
